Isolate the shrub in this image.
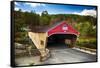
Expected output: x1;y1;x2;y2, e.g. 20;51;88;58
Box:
76;38;96;49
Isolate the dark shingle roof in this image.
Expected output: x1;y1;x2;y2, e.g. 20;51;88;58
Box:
30;21;62;33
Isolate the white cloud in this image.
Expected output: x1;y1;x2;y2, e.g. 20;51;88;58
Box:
25;3;45;7
14;7;19;11
15;2;19;6
73;9;96;17
41;4;46;6
14;2;20;11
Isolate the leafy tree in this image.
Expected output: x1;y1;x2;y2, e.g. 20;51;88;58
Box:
40;11;51;26
14;9;97;45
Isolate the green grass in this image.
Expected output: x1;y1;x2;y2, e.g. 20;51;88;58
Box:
76;37;97;49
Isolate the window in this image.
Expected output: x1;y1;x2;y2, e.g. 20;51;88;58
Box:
40;40;44;45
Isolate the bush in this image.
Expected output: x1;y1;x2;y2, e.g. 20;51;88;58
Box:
76;38;97;49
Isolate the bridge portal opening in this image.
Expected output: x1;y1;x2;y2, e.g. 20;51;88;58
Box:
47;34;77;49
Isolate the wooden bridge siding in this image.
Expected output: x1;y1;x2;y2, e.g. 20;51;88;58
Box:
28;32;48;57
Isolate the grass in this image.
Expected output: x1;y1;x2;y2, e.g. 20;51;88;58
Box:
76;37;97;49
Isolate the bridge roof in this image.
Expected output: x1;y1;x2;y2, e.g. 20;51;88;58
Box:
30;21;80;36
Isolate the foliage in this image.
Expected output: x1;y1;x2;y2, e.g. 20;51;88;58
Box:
14;9;97;49
40;11;51;26
76;38;97;49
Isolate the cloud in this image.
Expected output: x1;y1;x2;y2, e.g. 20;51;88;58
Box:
14;2;20;11
14;7;20;11
15;2;19;6
73;9;96;17
25;3;45;7
14;7;28;12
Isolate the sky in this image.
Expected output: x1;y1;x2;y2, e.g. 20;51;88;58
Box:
14;2;97;17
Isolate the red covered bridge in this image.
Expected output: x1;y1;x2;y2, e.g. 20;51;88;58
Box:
28;21;79;61
47;21;79;36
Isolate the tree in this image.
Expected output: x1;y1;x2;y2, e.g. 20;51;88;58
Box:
40;11;51;26
24;10;40;27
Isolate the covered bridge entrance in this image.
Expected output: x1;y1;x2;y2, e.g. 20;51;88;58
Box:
47;34;77;49
28;21;79;61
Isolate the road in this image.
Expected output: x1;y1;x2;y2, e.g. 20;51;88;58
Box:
42;48;96;65
38;43;96;65
15;43;97;66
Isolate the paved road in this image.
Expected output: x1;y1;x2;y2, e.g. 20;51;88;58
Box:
38;43;97;65
42;48;96;65
15;43;97;66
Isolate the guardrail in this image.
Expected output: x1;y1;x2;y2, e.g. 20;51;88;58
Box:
74;46;96;53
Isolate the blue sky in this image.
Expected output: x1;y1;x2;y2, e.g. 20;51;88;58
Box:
14;2;96;16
